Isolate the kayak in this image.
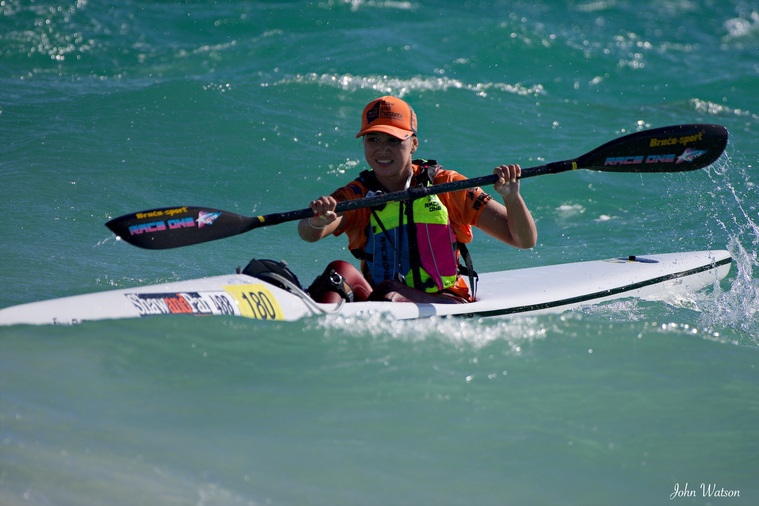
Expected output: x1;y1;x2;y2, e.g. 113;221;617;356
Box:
0;250;732;326
2;125;730;327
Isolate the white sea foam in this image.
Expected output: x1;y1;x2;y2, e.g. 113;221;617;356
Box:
313;310;553;354
274;73;546;98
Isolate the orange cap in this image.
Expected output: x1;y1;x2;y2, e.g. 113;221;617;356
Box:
355;96;417;139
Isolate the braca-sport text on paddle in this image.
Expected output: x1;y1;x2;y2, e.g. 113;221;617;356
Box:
106;123;728;249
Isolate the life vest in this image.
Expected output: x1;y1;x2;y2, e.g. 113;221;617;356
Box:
350;160;474;294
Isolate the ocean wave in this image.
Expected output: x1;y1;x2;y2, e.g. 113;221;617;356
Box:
271;72;546;98
723;11;759;40
317;0;418;11
313;310;551;353
690;98;759;121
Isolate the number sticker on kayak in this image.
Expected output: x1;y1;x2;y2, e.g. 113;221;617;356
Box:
224;284;284;320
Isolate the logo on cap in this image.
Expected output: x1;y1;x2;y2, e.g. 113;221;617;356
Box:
366;100;405;125
366;101;382;124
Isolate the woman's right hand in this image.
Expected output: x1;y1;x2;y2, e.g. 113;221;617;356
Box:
308;196;339;226
299;195;341;242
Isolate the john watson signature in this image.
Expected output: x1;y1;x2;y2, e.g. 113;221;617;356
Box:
671;483;740;500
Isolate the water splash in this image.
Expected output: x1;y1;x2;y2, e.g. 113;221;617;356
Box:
311;311;551;353
648;320;736;346
94;234;121;247
701;153;759;343
700;238;759;343
723;11;759;41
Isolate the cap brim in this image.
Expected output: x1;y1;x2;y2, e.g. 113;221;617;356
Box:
355;125;414;140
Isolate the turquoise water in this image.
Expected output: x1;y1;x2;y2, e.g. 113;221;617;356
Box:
1;1;758;505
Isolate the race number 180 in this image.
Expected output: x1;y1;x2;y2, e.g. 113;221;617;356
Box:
224;285;284;320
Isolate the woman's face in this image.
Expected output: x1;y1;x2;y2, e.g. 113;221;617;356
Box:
362;132;418;183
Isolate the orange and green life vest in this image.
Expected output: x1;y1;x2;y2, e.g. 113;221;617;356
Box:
351;161;462;293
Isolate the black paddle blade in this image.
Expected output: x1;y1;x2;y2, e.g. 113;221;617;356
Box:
106;206;261;250
580;123;728;173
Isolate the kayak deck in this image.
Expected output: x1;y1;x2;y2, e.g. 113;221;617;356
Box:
0;250;732;326
330;250;733;319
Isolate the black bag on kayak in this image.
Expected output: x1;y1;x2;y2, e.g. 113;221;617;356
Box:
239;258;302;292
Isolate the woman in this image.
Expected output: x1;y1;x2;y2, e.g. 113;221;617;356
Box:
298;96;537;304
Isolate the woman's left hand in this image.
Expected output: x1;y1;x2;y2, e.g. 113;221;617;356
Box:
493;164;521;200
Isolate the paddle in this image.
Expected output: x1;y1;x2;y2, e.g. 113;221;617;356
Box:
107;123;728;250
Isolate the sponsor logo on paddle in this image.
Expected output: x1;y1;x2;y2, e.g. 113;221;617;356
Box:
604;148;707;166
644;154;676;164
600;130;709;166
676;147;707;164
129;218;195;235
135;206;188;219
196;210;222;228
604;154;677;166
127;210;220;236
649;130;704;147
129;221;167;235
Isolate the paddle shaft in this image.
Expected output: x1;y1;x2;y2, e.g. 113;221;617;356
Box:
245;159;579;229
265;164;554;228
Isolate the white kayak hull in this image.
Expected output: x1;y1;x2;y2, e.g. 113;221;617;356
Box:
0;250;732;326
